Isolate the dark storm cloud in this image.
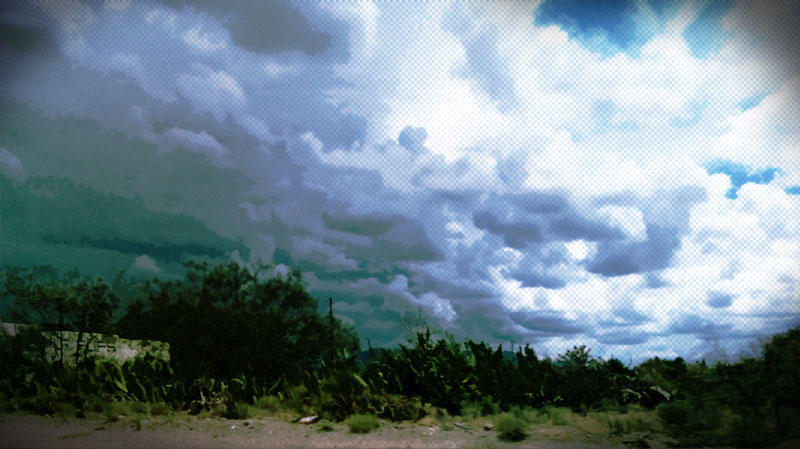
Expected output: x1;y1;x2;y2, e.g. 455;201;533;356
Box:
398;126;429;154
587;224;680;276
594;330;650;345
472;192;624;250
473;211;545;249
586;186;706;277
322;212;395;237
511;270;566;289
706;291;735;309
669;314;735;337
511;192;569;214
509;310;585;336
163;0;347;58
372;219;444;263
1;174;245;278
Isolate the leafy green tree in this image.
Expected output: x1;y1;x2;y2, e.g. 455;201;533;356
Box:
115;260;359;393
1;266;119;365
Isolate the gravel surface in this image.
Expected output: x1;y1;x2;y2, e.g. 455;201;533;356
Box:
0;412;766;449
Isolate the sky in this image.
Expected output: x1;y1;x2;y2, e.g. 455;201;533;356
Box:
1;0;798;365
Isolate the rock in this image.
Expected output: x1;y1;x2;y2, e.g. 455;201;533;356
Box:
243;420;252;427
483;423;495;431
300;416;320;424
454;422;472;430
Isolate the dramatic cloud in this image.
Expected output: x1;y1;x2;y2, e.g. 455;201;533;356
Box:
1;0;797;363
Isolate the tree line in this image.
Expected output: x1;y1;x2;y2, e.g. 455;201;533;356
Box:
1;261;798;447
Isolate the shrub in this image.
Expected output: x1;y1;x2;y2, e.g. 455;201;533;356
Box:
23;391;59;415
480;395;499;416
254;395;281;413
128;401;149;415
345;413;380;433
656;400;689;426
224;402;249;420
543;406;572;426
508;405;529;422
55;401;78;419
317;420;335;432
494;413;527;441
82;394;109;414
149;402;172;416
0;393;12;413
459;400;482;419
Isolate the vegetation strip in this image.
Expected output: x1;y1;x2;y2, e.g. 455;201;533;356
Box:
2;261;798;448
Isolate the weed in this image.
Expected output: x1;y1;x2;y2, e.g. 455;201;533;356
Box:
128;401;149;415
345;413;380;433
82;394;109;413
104;401;132;423
494;413;527;441
254;395;281;413
543;406;573;426
55;401;78;420
224;402;249;420
508;404;532;422
459;400;482;420
317;419;335;432
149;402;171;416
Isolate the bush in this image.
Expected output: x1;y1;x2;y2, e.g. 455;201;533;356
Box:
459;400;482;419
345;413;380;433
543;406;572;426
149;402;172;416
23;391;58;415
55;401;78;419
224;402;250;420
317;420;335;432
656;400;689;426
494;413;527;441
508;405;529;422
254;395;281;413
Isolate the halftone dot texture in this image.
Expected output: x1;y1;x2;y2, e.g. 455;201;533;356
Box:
1;0;798;383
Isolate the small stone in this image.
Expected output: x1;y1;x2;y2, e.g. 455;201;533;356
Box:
243;420;252;427
483;423;495;431
230;425;236;430
300;416;320;424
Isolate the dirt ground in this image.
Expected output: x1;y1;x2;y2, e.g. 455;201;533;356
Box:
0;411;761;449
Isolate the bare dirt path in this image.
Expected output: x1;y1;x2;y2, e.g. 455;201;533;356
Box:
0;412;771;449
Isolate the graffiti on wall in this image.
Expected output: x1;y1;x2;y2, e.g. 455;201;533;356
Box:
1;322;170;364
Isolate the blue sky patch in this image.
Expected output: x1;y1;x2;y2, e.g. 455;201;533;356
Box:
535;0;646;56
785;186;800;195
705;160;780;199
738;92;769;111
683;0;736;58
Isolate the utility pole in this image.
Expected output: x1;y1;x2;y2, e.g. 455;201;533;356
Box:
328;297;334;368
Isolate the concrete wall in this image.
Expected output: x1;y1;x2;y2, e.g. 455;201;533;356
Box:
1;322;170;364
